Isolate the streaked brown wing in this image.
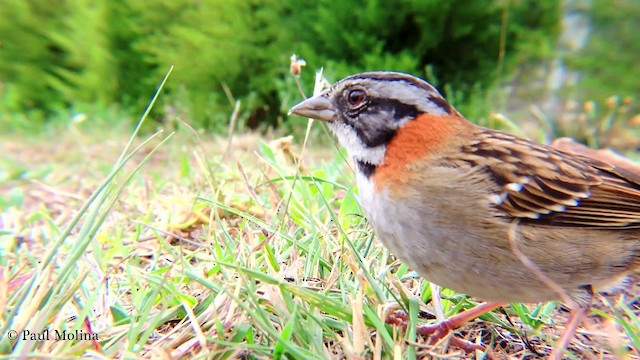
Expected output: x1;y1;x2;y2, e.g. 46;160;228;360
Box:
456;129;640;228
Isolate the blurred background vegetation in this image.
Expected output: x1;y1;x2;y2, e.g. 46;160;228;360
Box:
0;0;638;143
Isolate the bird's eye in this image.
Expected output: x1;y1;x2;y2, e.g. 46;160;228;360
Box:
347;89;366;106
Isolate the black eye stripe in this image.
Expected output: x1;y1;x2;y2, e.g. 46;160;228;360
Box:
368;97;419;122
342;97;419;121
337;97;419;148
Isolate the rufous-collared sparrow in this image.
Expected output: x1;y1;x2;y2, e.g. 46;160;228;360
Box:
289;71;640;359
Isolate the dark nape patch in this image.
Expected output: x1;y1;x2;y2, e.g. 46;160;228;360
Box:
428;96;452;114
356;161;377;178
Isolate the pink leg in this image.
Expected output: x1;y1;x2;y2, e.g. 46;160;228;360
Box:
418;301;506;351
417;302;505;337
548;306;589;360
386;302;505;353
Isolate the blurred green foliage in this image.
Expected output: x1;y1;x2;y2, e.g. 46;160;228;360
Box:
0;0;565;130
567;0;639;101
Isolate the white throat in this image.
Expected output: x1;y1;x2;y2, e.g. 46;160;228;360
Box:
330;121;385;165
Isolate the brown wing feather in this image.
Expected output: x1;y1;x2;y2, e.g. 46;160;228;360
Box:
456;129;640;229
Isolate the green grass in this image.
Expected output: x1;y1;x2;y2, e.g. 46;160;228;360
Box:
1;78;639;359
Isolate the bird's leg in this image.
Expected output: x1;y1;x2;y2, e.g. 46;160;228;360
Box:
417;301;506;349
417;301;505;337
548;304;590;360
508;219;595;359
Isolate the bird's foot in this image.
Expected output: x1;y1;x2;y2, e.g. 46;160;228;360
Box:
417;319;486;352
385;310;409;329
386;302;505;353
386;313;485;353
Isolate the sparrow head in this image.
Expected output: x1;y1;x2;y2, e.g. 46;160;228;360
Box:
289;72;454;167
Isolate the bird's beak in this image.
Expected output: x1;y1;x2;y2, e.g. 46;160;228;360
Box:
288;95;336;122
